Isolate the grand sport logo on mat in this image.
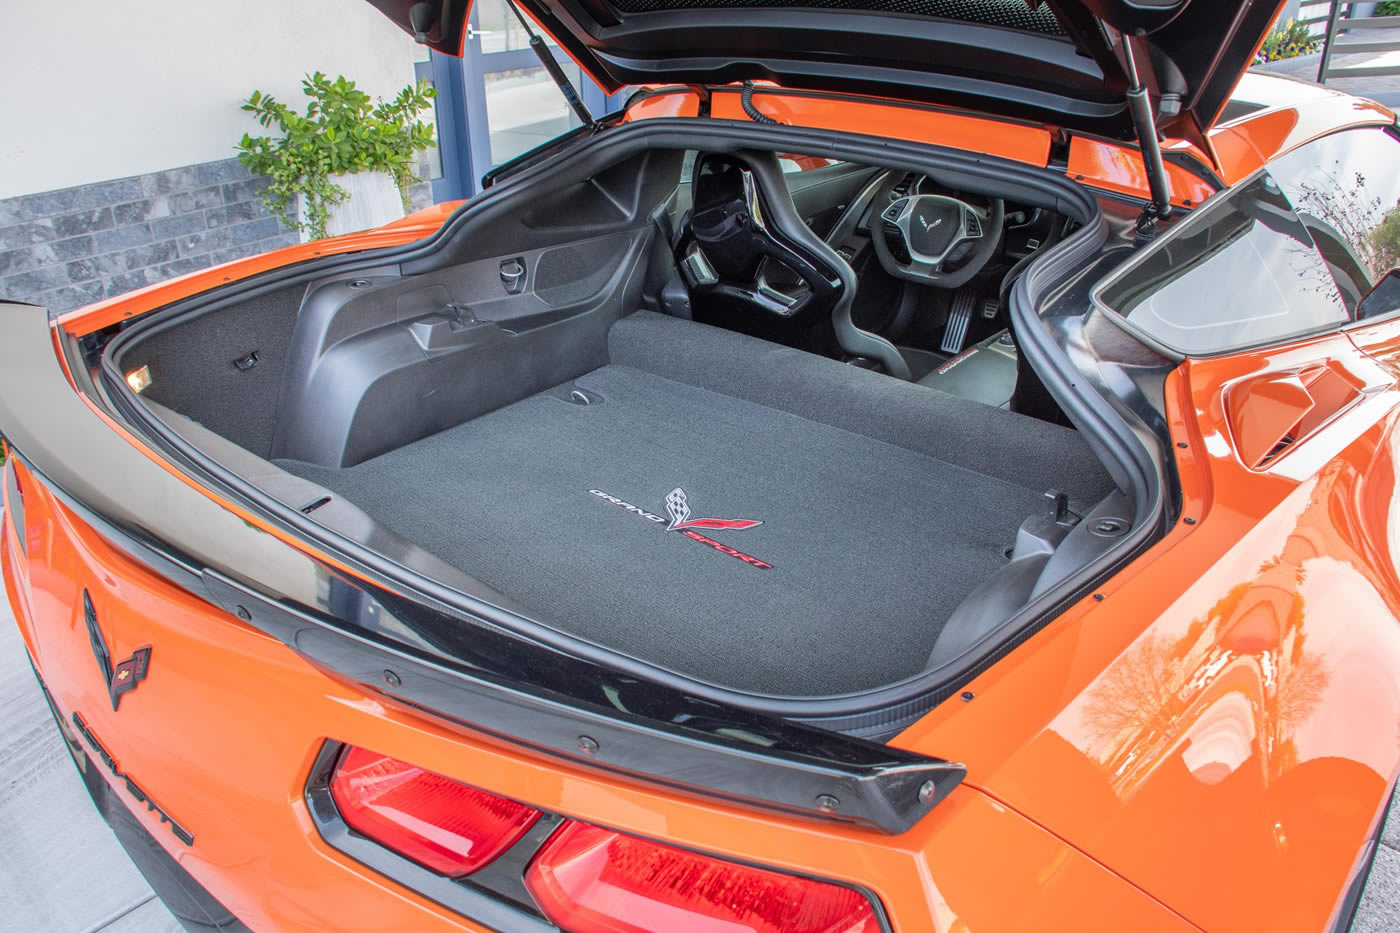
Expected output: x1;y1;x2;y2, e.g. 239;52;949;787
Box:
588;487;772;569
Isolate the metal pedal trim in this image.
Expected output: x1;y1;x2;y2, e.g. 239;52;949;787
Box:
940;290;976;354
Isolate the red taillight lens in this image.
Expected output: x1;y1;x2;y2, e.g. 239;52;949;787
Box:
329;746;540;877
524;822;882;933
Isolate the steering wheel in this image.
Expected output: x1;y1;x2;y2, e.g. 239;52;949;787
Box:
871;177;1004;290
676;152;848;322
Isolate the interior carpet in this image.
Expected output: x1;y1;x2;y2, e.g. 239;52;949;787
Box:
280;363;1070;696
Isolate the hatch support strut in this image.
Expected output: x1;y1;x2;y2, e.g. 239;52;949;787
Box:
504;0;601;132
1122;39;1172;229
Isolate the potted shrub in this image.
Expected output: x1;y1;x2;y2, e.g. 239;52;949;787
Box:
236;72;436;241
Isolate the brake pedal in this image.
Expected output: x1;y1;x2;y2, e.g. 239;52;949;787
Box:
940;289;976;354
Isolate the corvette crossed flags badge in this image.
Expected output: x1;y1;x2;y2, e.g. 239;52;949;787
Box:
82;589;152;711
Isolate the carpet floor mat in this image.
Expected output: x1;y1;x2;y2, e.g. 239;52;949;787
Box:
279;363;1063;696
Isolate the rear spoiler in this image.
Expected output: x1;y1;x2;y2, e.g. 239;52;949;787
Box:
0;303;964;833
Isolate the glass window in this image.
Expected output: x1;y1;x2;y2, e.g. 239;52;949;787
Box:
1270;128;1400;319
474;0;563;52
1097;172;1350;355
483;64;585;166
412;60;444;183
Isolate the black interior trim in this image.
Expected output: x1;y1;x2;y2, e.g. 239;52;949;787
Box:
87;118;1139;733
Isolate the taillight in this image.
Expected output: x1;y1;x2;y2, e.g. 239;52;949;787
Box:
524;822;883;933
329;746;541;877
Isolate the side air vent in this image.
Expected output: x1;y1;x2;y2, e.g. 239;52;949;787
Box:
1226;362;1365;470
889;173;918;200
1257;432;1296;468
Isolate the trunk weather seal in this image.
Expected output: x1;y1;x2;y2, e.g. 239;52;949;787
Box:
94;118;1145;735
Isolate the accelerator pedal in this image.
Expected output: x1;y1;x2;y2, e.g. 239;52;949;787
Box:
940;289;977;355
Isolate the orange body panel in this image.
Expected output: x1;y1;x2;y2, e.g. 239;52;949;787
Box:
623;79;1394;211
899;333;1400;933
3;473;1193;932
1065;137;1216;209
1207;74;1396;187
704;89;1054;167
8;75;1400;932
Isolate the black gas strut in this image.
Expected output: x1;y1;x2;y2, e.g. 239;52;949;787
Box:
504;0;601;132
1122;37;1172;225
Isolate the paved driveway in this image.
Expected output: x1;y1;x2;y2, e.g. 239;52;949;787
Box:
1253;26;1400;108
0;511;1398;929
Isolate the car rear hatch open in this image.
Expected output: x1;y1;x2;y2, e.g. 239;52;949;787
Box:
371;0;1284;143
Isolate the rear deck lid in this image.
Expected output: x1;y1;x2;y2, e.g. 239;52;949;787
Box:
371;0;1283;139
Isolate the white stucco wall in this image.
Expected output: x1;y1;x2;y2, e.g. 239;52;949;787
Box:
0;0;425;199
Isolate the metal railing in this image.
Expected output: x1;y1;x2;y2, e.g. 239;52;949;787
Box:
1297;0;1400;83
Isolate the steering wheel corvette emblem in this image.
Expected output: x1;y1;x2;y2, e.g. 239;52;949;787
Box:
82;589;152;711
589;487;772;568
884;194;982;267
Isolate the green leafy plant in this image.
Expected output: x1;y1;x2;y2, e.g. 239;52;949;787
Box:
1376;2;1400;17
1254;18;1322;64
1371;202;1400;275
236;72;436;240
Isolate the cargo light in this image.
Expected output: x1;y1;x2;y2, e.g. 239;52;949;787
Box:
524;821;883;933
329;746;541;877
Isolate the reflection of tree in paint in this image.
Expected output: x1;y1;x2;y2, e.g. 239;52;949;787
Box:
1262;594;1330;779
1083;632;1183;747
1082;562;1330;791
1370;202;1400;275
1288;162;1400;284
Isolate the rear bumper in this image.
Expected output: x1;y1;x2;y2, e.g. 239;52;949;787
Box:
1;452;1199;933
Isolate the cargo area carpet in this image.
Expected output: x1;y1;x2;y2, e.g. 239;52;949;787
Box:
285;369;1058;695
279;314;1111;696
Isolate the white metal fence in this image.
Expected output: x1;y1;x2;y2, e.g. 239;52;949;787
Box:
1297;0;1400;82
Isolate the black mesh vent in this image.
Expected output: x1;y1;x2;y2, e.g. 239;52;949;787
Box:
606;0;1065;35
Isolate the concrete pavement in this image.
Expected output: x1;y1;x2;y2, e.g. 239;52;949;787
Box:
1253;25;1400;108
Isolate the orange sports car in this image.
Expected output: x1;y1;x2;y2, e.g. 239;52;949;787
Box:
4;1;1400;930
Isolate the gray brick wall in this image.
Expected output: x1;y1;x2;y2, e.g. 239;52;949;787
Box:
0;159;435;314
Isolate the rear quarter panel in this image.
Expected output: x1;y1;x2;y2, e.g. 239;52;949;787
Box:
900;333;1400;933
